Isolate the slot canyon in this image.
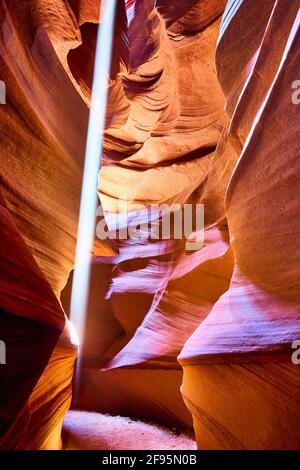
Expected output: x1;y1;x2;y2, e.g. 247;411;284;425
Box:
0;0;300;451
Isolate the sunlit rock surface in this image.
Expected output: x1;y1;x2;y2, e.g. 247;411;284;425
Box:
1;0;300;450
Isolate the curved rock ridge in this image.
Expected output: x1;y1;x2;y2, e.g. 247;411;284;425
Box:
179;0;300;449
0;0;85;448
0;194;77;449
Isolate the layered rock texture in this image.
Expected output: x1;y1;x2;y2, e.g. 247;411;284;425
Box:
1;0;300;450
0;0;84;449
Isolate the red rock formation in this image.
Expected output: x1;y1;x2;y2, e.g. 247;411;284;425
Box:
179;0;300;449
0;0;84;448
1;0;300;450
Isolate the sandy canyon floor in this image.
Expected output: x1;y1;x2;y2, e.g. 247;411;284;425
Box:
62;410;196;451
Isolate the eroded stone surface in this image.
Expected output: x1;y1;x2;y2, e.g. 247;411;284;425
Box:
1;0;300;450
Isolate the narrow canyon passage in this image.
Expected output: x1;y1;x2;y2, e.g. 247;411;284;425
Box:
0;0;300;453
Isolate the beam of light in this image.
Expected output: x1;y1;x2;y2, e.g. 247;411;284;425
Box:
67;318;80;347
69;0;117;348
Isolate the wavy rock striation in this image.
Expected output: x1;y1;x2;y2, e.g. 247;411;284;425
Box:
1;0;300;450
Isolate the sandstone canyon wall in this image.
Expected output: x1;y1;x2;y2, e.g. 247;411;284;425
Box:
1;0;300;450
